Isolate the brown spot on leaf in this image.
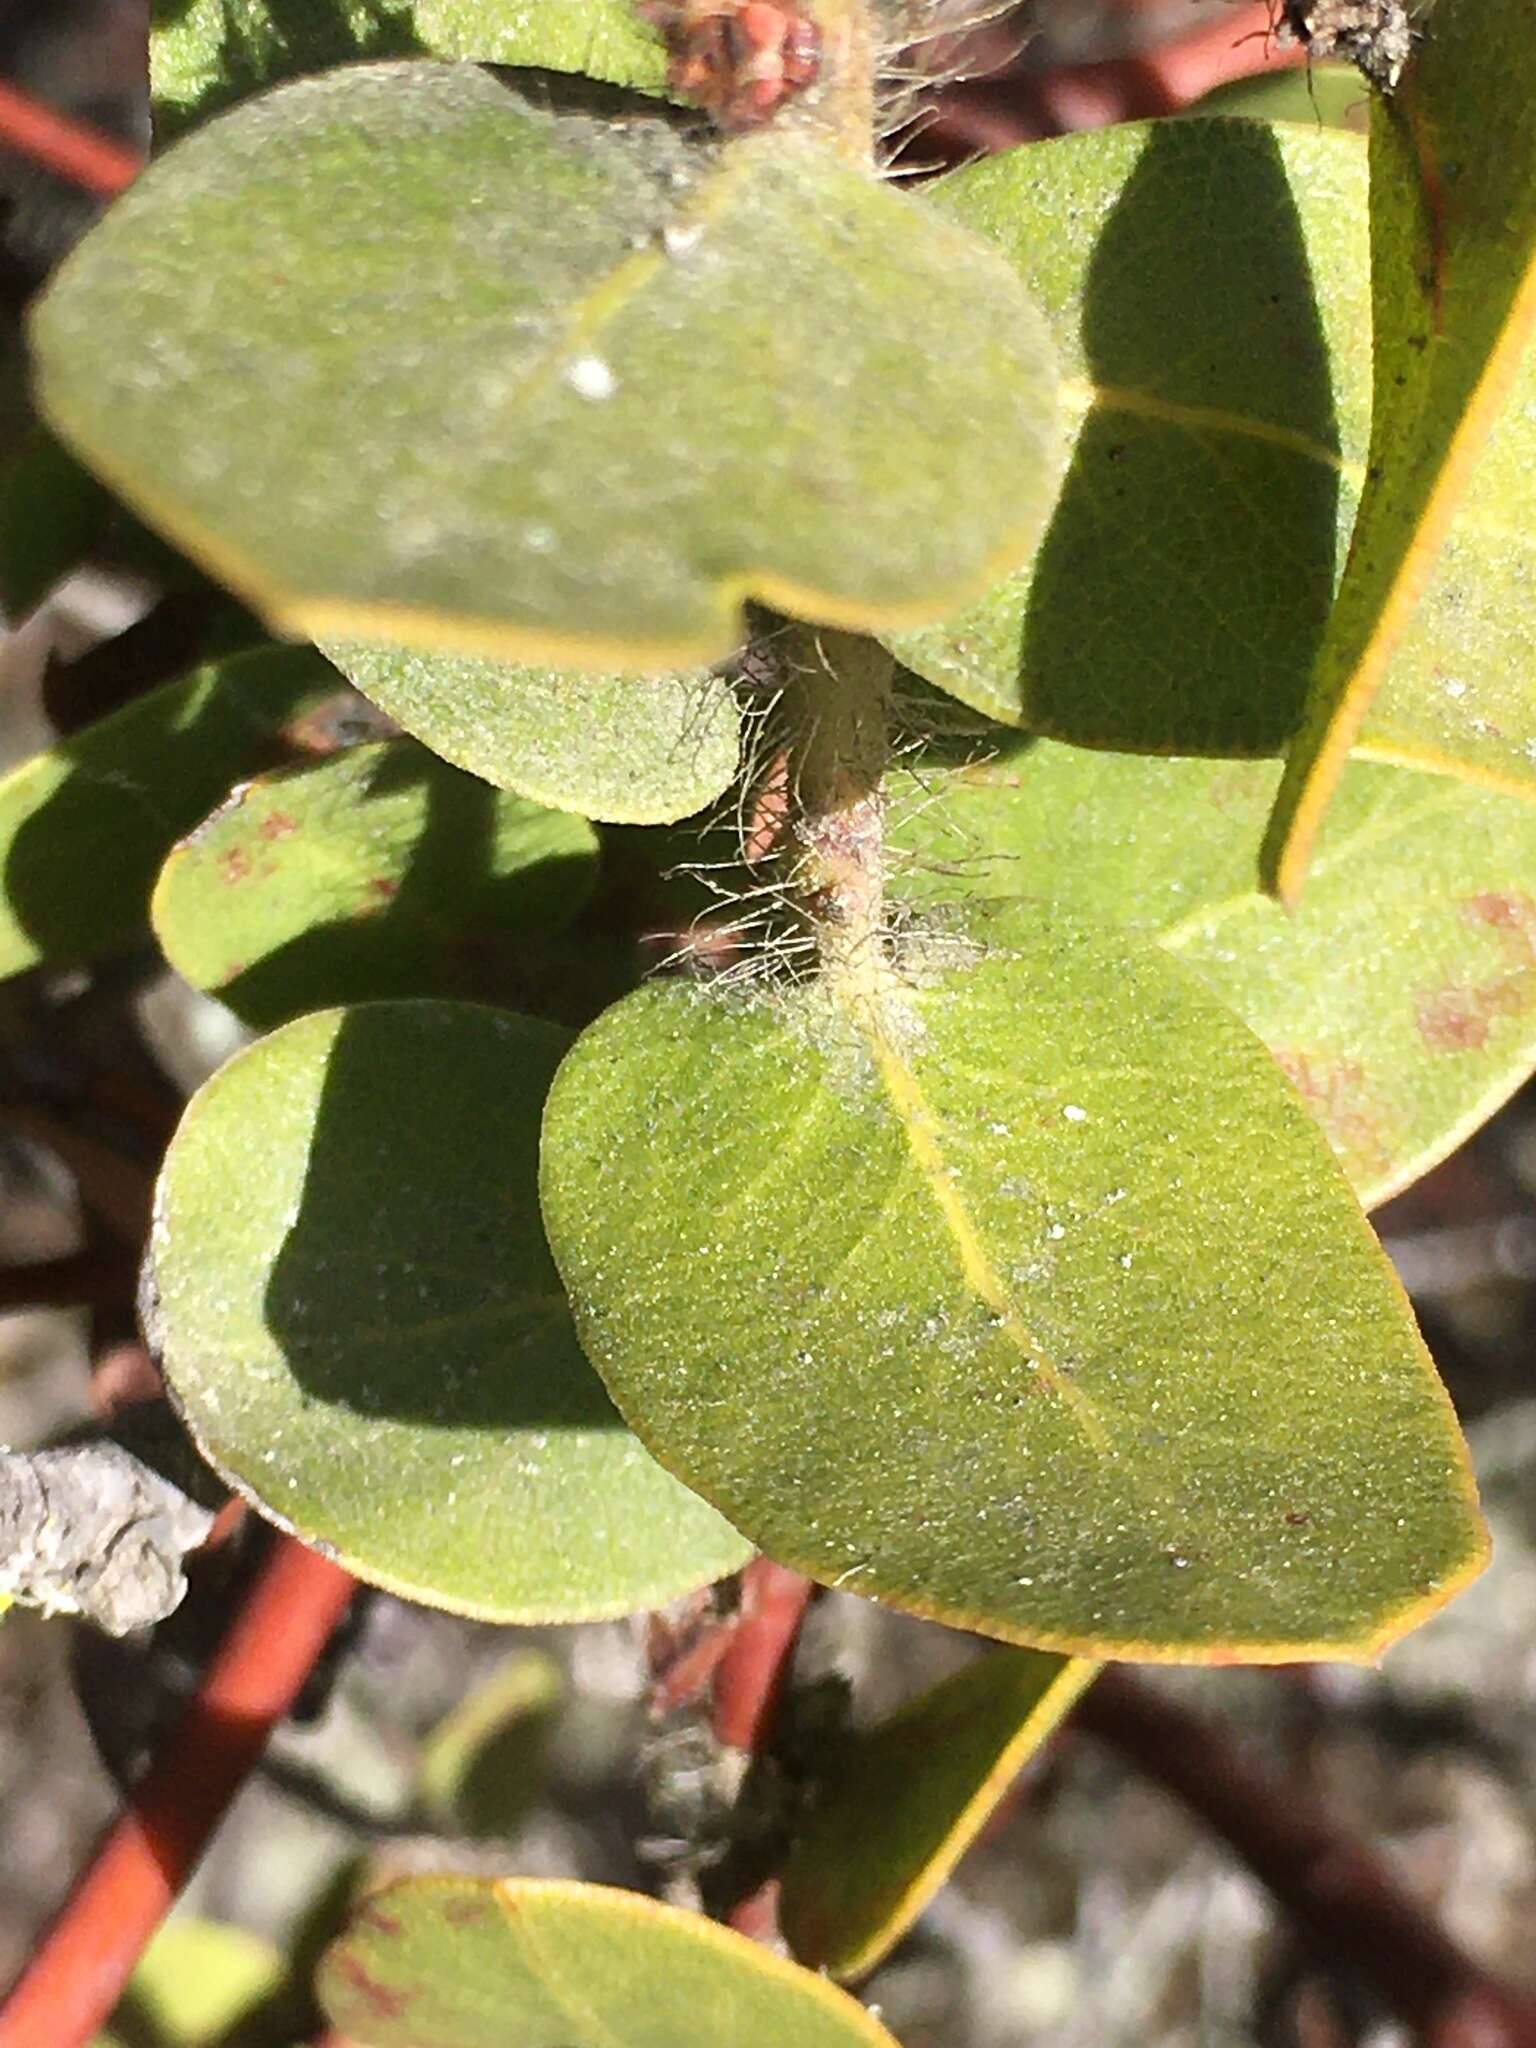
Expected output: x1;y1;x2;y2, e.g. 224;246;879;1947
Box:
1464;892;1536;950
360;1903;403;1936
219;848;252;885
367;877;399;902
333;1952;413;2017
1415;896;1536;1053
258;809;298;839
1417;990;1492;1051
1272;1049;1391;1180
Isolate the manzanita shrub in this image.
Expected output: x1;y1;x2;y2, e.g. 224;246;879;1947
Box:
5;0;1536;2034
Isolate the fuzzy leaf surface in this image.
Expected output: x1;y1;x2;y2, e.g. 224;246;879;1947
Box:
541;934;1485;1661
34;64;1058;671
781;1650;1095;1979
890;745;1536;1206
1265;0;1536;896
149;1002;750;1620
151;738;598;1026
152;0;668;134
323;641;741;824
319;1877;901;2048
0;644;346;978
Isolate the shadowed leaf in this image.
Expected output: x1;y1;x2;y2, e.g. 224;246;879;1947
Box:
889;110;1536;802
0;643;350;979
886;118;1368;754
151;738;599;1027
148;1002;750;1620
323;640;742;824
416;1650;563;1836
151;0;670;134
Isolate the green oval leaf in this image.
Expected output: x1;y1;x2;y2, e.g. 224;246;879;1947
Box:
34;64;1058;672
153;0;669;136
887;110;1536;789
885;117;1370;752
416;1650;564;1837
1266;0;1536;896
781;1649;1095;1981
321;640;742;825
889;744;1536;1207
151;738;599;1028
319;1876;901;2048
149;1001;750;1620
0;643;347;979
541;929;1486;1661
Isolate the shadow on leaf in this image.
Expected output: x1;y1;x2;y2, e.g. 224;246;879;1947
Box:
262;1001;626;1437
203;740;605;1030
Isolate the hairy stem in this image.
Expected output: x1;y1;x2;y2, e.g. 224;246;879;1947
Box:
802;0;879;165
778;628;897;1005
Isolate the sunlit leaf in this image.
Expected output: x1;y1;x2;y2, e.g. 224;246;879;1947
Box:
781;1649;1095;1980
888;742;1536;1206
541;924;1485;1662
148;1002;750;1620
151;738;599;1027
34;64;1058;672
319;1877;901;2048
1265;0;1536;897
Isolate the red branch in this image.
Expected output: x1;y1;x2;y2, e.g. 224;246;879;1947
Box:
0;79;141;200
1076;1666;1536;2048
0;1536;356;2048
710;1560;812;1943
711;1559;812;1754
916;2;1307;159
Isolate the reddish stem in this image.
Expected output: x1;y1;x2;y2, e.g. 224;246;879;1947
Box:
1076;1666;1536;2048
710;1559;812;1754
0;78;141;199
0;1536;356;2048
917;2;1307;157
709;1561;812;1942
